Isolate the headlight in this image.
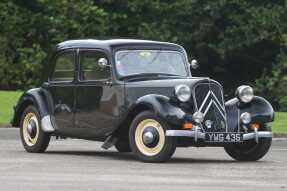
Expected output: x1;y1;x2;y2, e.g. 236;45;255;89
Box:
240;112;251;124
193;111;204;123
175;84;191;102
236;85;254;103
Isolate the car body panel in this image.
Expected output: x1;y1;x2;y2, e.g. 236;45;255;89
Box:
225;96;274;132
73;82;125;138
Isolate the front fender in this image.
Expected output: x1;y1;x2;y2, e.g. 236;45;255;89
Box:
225;96;274;132
130;94;186;126
12;88;55;132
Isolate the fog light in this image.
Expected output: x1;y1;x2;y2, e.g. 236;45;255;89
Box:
240;112;251;124
193;112;204;123
183;123;193;129
250;123;260;129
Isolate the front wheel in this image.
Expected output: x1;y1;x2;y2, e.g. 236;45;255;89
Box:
20;105;51;153
224;125;272;161
129;111;176;163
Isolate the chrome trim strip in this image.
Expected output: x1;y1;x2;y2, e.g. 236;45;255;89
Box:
198;91;226;114
203;100;213;116
166;130;205;139
41;115;55;132
212;100;227;120
243;131;273;141
202;100;226;120
199;91;211;111
211;91;225;112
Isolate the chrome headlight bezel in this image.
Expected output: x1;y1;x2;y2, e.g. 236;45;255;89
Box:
175;84;191;102
236;85;254;103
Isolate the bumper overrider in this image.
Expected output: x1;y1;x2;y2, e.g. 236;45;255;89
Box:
166;126;273;143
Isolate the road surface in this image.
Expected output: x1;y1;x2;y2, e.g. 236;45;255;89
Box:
0;128;286;191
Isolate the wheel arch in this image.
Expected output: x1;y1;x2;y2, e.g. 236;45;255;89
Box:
114;94;185;138
12;96;34;127
114;103;153;139
225;96;275;132
12;88;55;132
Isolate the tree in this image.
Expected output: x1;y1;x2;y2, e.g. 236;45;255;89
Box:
0;0;286;109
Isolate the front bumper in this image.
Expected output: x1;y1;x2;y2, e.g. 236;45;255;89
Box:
166;128;272;143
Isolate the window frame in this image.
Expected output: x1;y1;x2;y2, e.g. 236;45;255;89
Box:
78;49;112;83
114;49;190;79
49;49;77;84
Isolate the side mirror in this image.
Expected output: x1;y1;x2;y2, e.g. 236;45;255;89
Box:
98;58;110;69
190;59;199;70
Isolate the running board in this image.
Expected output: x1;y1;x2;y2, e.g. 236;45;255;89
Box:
101;136;118;150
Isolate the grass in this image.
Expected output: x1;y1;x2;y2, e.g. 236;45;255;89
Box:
273;112;287;134
0;91;22;125
0;90;286;134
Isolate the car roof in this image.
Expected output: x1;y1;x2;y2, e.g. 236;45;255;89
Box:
56;39;183;51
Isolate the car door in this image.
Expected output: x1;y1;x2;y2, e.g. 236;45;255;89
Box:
75;49;121;137
45;49;76;130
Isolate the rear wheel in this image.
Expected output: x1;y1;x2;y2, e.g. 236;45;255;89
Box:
20;106;50;153
224;124;272;161
129;111;176;163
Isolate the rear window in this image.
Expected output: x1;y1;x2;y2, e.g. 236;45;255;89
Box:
51;51;75;82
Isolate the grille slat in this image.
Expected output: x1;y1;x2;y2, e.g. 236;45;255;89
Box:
194;82;227;132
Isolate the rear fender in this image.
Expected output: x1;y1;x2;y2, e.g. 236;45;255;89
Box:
12;88;55;132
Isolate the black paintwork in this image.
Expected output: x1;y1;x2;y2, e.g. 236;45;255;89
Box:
12;39;275;145
225;96;274;132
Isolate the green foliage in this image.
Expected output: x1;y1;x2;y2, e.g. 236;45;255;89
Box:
255;52;287;110
273;112;287;134
0;0;108;90
0;91;22;124
0;0;286;109
279;96;287;112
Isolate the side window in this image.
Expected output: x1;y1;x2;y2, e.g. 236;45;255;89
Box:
80;50;110;81
51;51;75;82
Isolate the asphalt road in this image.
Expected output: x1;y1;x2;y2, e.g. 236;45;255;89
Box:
0;128;286;191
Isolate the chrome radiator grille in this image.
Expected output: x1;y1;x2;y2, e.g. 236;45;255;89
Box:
194;82;227;132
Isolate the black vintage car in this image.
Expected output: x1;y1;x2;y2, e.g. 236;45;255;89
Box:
12;39;274;162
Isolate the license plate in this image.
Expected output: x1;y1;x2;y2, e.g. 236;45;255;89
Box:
205;133;243;143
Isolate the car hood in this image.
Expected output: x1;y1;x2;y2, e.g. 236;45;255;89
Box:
124;77;218;104
124;77;211;88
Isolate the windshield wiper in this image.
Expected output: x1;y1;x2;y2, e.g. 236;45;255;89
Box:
119;73;181;80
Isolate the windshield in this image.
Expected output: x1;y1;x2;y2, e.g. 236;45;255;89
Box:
115;50;188;78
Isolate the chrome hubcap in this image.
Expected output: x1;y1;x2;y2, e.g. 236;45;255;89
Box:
142;127;160;147
27;123;33;135
143;131;154;144
27;120;37;138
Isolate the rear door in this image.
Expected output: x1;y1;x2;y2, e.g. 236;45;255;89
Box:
46;49;76;130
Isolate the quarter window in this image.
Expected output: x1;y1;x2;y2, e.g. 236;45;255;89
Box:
51;51;75;82
79;51;110;81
